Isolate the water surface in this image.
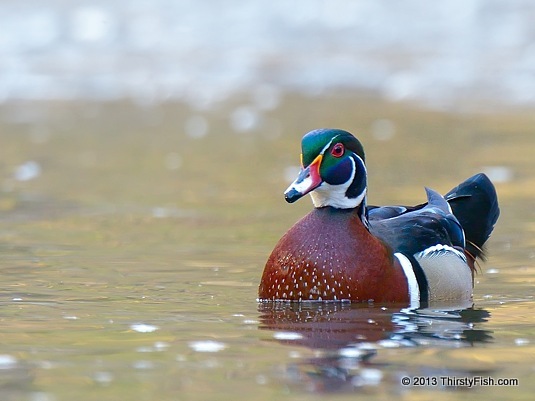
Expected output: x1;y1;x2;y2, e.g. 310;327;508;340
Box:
1;96;534;400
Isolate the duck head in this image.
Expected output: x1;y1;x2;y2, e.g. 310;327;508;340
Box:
284;129;367;210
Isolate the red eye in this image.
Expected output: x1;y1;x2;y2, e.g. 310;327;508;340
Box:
330;143;344;158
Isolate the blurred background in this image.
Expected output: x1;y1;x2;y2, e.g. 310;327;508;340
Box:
1;0;535;109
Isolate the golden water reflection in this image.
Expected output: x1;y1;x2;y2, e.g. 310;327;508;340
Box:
0;96;534;400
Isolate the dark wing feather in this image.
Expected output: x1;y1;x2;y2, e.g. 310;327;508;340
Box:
367;173;499;261
444;173;500;260
369;188;464;256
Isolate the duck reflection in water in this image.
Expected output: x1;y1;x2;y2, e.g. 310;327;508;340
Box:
258;302;493;393
259;302;492;349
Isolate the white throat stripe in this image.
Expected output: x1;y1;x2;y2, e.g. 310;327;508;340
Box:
309;155;366;209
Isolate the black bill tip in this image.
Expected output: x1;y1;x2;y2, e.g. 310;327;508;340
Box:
284;188;303;203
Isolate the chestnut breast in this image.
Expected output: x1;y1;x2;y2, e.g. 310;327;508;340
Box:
259;207;409;302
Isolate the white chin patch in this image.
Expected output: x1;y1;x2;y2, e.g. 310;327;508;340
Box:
310;184;365;209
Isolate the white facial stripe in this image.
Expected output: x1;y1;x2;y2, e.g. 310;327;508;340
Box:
395;252;420;309
318;136;337;156
309;156;366;209
311;134;344;161
299;138;368;209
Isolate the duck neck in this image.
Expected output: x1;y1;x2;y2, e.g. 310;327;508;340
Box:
311;184;369;228
309;152;368;225
315;201;369;230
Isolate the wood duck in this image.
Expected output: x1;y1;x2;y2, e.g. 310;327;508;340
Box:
258;128;500;307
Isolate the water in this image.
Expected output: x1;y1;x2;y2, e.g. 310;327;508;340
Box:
0;95;534;400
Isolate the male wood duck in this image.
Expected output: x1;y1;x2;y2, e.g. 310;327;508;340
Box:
258;128;500;307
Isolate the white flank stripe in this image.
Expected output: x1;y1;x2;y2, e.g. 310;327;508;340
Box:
395;253;420;309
